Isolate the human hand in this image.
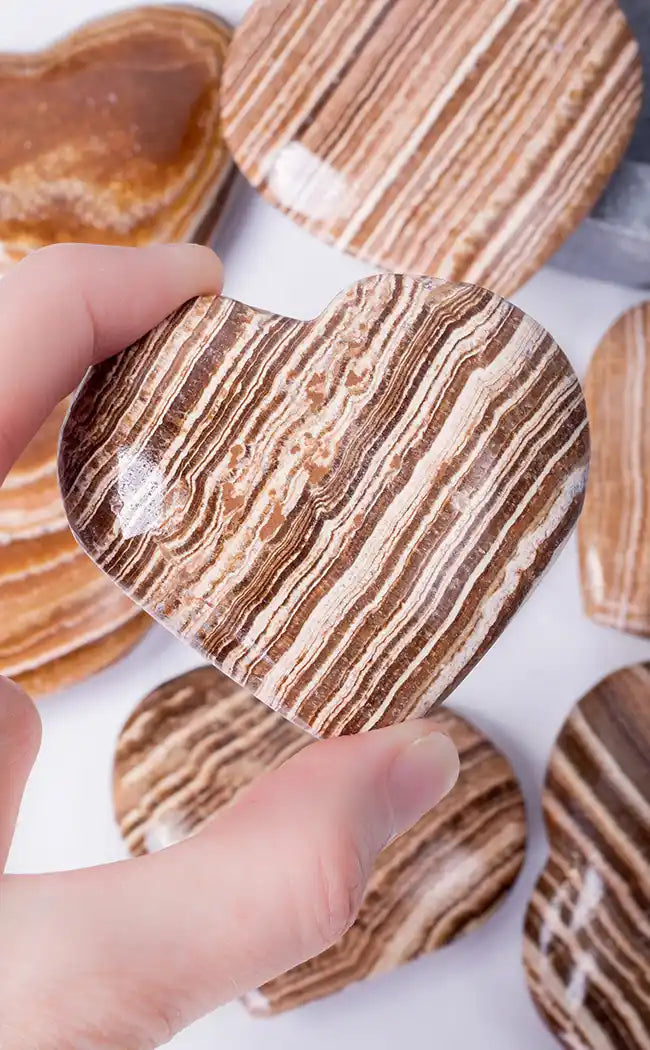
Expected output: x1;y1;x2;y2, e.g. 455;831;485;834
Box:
0;244;460;1050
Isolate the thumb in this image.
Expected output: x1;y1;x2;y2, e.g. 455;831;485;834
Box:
1;719;458;1047
0;677;41;871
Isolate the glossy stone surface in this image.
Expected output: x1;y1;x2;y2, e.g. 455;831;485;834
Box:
60;275;589;733
114;666;527;1012
578;303;650;637
0;4;234;269
524;664;650;1049
221;0;641;298
0;403;149;696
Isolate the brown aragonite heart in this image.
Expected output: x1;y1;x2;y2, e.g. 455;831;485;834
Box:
220;0;642;298
523;664;650;1050
0;402;149;696
114;666;527;1012
60;275;589;734
578;303;650;637
0;4;234;269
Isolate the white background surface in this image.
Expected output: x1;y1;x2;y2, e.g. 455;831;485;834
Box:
4;1;650;1047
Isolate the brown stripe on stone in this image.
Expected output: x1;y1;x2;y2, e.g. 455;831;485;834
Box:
113;665;526;1011
523;664;650;1050
220;0;641;298
579;303;650;638
60;274;588;734
0;403;149;696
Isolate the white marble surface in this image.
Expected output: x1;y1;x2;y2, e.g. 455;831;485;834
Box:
4;2;650;1048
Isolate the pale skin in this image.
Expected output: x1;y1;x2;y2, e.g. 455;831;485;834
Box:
0;243;460;1050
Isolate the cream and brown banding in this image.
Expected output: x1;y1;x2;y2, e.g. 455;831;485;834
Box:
114;666;527;1011
114;666;307;855
60;275;589;734
0;403;149;697
0;5;235;263
221;0;642;297
578;303;650;637
523;664;650;1050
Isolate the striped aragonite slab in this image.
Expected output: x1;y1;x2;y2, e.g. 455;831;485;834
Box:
0;4;234;269
579;303;650;637
114;666;527;1011
524;664;650;1049
60;275;589;734
0;402;149;696
221;0;642;298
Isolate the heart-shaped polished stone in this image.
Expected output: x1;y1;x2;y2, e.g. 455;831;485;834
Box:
0;4;234;269
0;403;149;696
60;275;589;734
524;664;650;1049
114;666;527;1012
579;302;650;637
221;0;642;297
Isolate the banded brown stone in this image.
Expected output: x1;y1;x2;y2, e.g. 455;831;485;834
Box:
221;0;641;297
524;663;650;1050
0;4;235;269
0;401;149;695
579;302;650;638
114;665;527;1012
59;275;589;733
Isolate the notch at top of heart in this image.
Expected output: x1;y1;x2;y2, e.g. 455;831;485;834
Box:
58;273;589;735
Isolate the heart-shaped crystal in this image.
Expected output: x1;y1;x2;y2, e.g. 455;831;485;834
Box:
60;275;589;733
0;4;234;269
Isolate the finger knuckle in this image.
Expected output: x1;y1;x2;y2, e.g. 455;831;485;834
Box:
310;833;367;949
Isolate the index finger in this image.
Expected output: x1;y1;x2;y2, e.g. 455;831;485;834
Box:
0;242;223;480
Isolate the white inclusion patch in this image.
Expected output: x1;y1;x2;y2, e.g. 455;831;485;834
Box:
569;867;604;932
144;811;190;853
565;951;596;1017
266;142;357;222
114;446;166;539
241;989;270;1015
585;546;606;605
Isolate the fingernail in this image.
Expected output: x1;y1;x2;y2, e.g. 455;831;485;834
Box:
386;730;460;835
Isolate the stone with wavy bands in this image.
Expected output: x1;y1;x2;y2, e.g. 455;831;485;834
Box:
221;0;642;298
579;302;650;637
0;401;150;695
114;665;527;1013
0;4;235;269
524;663;650;1049
60;274;589;732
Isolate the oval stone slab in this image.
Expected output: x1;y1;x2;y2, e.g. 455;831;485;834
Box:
114;666;527;1012
524;664;650;1049
0;402;149;696
221;0;642;297
0;4;234;269
60;275;589;733
578;303;650;637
